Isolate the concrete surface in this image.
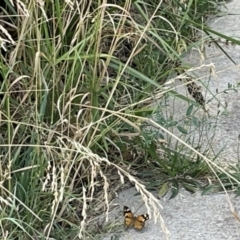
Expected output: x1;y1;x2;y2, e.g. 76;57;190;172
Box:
102;0;240;239
102;188;240;240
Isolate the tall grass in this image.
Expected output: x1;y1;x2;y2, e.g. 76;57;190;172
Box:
0;0;237;239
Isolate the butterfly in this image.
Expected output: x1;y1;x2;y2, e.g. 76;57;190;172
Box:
123;206;149;230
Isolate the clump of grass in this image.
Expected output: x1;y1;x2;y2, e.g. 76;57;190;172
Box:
0;0;238;239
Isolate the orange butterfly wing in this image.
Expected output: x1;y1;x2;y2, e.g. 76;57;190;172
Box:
133;214;149;230
123;206;149;230
123;206;134;228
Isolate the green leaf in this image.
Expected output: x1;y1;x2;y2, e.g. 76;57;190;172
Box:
109;59;162;89
191;116;200;128
169;180;179;199
133;107;157;117
184;178;202;187
182;181;198;193
201;185;219;195
165;120;178;128
177;125;188;134
168;90;200;106
186;104;194;116
235;186;240;197
157;182;169;198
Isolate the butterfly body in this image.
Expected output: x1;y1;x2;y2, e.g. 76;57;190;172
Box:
123;206;149;230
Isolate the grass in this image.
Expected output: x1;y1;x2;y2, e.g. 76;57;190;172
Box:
0;0;239;239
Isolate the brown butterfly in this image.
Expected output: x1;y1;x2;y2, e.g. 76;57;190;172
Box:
123;206;149;230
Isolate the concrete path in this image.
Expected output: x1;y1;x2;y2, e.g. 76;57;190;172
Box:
102;1;240;239
102;188;240;240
